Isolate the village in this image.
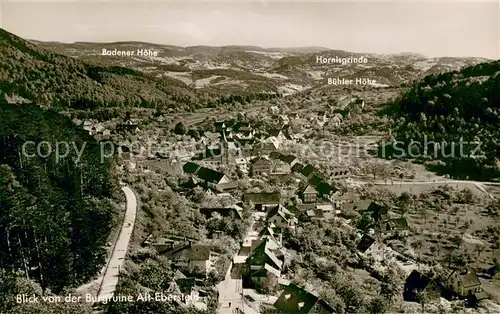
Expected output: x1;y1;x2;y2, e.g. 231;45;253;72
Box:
78;91;500;314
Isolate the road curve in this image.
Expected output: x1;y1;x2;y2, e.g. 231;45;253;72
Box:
96;186;137;301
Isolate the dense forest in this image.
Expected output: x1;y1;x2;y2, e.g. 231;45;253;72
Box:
0;102;119;311
0;28;200;110
381;60;500;180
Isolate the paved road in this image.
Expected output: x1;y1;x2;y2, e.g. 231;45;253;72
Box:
96;186;137;301
217;221;258;314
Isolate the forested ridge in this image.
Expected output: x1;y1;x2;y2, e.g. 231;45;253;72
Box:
0;28;199;110
0;102;119;311
382;60;500;180
0;28;282;113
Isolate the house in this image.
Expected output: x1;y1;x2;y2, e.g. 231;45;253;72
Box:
357;234;376;253
302;185;318;203
382;218;410;236
168;244;220;277
333;192;359;208
404;270;441;301
183;162;235;192
251;157;273;176
193;147;225;168
234;125;255;141
266;153;296;173
199;205;243;220
266;205;297;230
183;162;201;174
447;269;482;298
258;226;283;247
357;200;388;221
117;119;140;134
272;159;292;175
278;154;299;168
292;163;304;173
214;121;227;132
247;238;284;285
244;192;280;211
300;164;322;180
195;166;223;184
273;283;335;314
253;141;279;156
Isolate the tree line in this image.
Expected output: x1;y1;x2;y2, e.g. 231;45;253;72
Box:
0;102;119;299
380;60;500;180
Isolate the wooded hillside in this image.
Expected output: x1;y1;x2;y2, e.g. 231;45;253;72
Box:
382;60;500;180
0;102;119;297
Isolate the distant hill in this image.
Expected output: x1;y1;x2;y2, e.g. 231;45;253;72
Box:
381;60;500;180
0;28;200;110
4;28;491;106
0;101;117;294
33;38;489;94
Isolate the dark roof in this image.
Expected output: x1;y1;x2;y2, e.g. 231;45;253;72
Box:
357;200;377;211
274;283;334;314
357;234;375;253
195;167;225;183
301;164;318;178
279;154;297;164
487;265;500;277
406;270;434;290
306;209;325;219
183;162;200;174
292;163;304;173
244;192;280;205
268;129;282;137
266;205;293;221
233;121;250;131
308;174;323;187
404;270;440;300
316;182;336;196
389;218;409;230
269;151;282;159
307;175;336;196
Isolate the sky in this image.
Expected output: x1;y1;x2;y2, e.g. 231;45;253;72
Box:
1;0;499;59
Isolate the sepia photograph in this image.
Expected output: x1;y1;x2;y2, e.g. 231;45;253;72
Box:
0;1;499;313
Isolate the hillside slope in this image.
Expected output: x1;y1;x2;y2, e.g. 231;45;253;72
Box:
0;101;120;297
35;39;489;94
0;28;199;110
381;60;500;180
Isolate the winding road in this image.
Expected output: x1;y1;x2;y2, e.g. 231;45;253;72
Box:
96;185;137;301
